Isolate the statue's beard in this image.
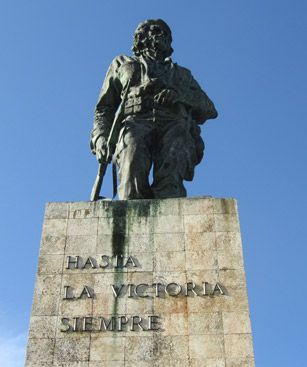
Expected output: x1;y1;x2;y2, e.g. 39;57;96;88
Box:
141;39;171;61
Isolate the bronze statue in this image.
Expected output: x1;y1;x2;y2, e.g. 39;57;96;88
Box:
90;19;217;200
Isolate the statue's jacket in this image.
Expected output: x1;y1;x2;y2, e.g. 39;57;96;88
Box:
91;55;217;160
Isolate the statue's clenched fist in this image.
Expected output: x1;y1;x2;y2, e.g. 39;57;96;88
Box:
95;136;108;163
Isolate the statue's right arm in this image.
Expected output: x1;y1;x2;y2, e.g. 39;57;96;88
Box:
90;57;123;161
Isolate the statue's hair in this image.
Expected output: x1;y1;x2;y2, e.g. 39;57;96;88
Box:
132;19;173;57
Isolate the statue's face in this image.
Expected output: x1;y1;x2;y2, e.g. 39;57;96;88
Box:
144;24;172;60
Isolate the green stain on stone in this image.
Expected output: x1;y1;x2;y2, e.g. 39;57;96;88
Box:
108;199;163;318
110;201;128;317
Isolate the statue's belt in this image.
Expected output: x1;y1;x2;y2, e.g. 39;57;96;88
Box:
124;96;180;115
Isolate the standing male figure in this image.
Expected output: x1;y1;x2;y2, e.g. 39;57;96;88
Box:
90;19;217;200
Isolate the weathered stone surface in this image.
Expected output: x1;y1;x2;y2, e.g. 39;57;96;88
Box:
26;197;254;366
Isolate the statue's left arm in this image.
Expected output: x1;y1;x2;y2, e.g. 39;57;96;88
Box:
188;76;218;124
174;66;218;124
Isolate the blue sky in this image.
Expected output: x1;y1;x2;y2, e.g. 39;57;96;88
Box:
0;1;306;366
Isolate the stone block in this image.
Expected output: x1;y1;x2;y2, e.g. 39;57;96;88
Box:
28;316;58;339
215;232;242;251
163;312;188;335
218;269;246;288
69;201;97;219
125;336;154;361
188;312;223;335
43;219;67;236
96;233;116;253
40;235;66;255
154;251;185;272
214;198;237;214
214;214;240;232
65;235;97;254
183;197;214;215
154;232;184;252
189;334;224;359
186;269;219;285
217;248;243;270
150;198;182;216
168;335;189;359
38;254;64;275
32;275;62;316
224;334;254;359
184;214;215;233
153;215;184;233
54;335;90;362
98;216;128;236
154;295;188;315
67;218;98;236
26;338;55;364
45;202;69;219
90;335;125;361
185;250;218;270
185;232;216;252
222;312;252;334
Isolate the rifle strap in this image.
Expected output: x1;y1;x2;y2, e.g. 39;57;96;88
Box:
112;160;117;199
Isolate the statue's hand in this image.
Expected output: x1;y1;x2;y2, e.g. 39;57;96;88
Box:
95;136;108;163
154;89;178;106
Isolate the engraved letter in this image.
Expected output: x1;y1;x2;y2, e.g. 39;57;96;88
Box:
165;283;182;296
79;286;94;299
127;284;134;298
60;317;72;332
82;256;97;269
66;255;79;269
134;284;149;298
212;282;225;295
202;282;210;296
148;315;160;331
111;284;125;298
72;317;79;331
131;316;144;331
152;283;163;297
115;254;124;268
118;316;129;331
124;256;137;268
100;255;110;268
82;317;93;331
185;282;198;296
99;317;115;331
63;285;75;299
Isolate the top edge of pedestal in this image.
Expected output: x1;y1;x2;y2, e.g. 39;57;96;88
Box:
44;197;238;219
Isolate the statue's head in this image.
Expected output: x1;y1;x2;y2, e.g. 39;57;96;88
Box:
132;19;173;60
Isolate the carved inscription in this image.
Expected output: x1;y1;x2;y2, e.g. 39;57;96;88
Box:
66;255;138;269
62;254;227;333
61;315;161;332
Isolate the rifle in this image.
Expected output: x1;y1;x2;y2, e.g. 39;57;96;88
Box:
90;82;131;201
90;160;109;201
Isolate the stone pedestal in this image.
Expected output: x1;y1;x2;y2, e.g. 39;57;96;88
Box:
26;197;254;366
